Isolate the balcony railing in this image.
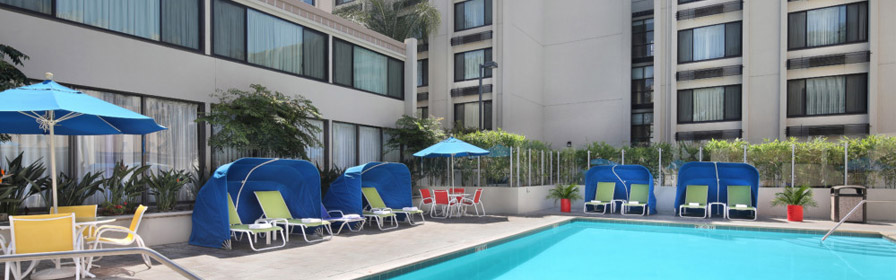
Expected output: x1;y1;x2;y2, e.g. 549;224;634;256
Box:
450;31;493;46
677;1;743;20
676;65;742;81
787;51;870;70
451;85;492;97
417;92;429;101
675;129;742;141
786;124;869;138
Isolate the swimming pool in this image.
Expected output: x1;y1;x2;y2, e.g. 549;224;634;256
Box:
390;220;896;279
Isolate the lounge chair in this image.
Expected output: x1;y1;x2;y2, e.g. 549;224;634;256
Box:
621;184;650;216
320;203;365;235
362;187;425;225
226;194;285;251
254;191;333;243
725;185;757;220
584;182;616;214
678;185;709;218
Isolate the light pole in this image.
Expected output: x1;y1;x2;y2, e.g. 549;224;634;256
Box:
478;61;498;130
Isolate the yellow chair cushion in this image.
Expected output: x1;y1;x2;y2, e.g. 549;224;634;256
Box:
10;214;75;254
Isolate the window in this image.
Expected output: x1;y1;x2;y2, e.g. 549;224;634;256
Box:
417;59;428;87
454;101;492;130
47;0;200;49
303;0;314;5
359;126;381;164
333;39;404;98
631;112;653;145
0;0;52;14
305;119;326;167
678;0;703;4
787;73;867;117
632;19;654;60
677;85;741;123
454;48;493;81
213;0;328;80
455;0;492;31
332;122;389;168
416;107;429;117
788;2;867;49
632;66;654;108
678;22;741;63
335;0;354;5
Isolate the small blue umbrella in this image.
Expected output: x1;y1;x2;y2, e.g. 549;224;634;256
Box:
590;158;618;166
0;75;166;212
413;137;489;187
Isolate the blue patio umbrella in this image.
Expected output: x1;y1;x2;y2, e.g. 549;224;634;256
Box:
0;75;166;212
413;137;489;187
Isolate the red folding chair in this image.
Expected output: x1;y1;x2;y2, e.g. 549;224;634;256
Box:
418;189;434;214
461;188;486;217
431;190;458;219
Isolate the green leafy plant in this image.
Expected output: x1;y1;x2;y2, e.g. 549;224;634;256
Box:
46;171;104;207
197;84;322;159
103;162;149;208
188;164;209;200
546;183;583;204
318;165;343;197
1;153;48;215
146;169;189;212
771;185;817;207
387;115;446;186
1;44;30;142
335;0;441;42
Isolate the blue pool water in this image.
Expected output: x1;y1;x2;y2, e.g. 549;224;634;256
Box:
392;221;896;279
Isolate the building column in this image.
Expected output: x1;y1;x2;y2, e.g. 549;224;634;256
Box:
405;38;418;116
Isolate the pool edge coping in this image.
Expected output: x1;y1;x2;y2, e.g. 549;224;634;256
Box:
355;216;895;280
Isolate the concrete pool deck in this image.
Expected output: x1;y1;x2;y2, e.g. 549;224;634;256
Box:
74;209;896;279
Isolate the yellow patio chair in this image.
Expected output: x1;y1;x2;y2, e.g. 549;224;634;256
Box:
51;205;98;237
5;213;84;280
85;205;151;270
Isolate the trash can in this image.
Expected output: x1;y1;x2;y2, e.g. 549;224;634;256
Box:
831;185;867;223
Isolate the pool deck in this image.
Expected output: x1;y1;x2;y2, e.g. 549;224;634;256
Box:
74;209;896;279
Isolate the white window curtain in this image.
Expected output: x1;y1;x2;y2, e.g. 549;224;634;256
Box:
144;98;199;202
806;76;846;115
333;123;357;169
807;6;846;47
213;0;245;60
161;0;199;49
464;50;485;80
358;126;381;164
692;24;725;61
463;103;480;129
353;48;388;95
305;119;325;167
692;87;724;122
247;10;303;74
464;0;485;29
57;0;161;40
382;131;400;162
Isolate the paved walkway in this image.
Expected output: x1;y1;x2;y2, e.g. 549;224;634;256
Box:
43;210;896;279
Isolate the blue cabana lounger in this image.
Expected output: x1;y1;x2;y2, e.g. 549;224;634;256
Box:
584;165;657;215
323;162;422;229
189;158;325;249
674;162;759;219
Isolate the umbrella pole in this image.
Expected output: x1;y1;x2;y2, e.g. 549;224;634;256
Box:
48;112;58;213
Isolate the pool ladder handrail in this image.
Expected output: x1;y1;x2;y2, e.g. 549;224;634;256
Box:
0;247;201;279
821;200;894;243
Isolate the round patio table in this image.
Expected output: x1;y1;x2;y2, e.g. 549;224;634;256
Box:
0;217;116;280
448;193;471;217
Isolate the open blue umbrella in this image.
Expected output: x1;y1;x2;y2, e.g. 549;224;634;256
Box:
0;74;166;212
413;137;489;187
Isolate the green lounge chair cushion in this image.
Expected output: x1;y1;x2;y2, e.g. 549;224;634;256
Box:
628;184;649;204
363;211;398;217
684;185;709;206
230;224;283;233
361;187;391;209
727;185;753;208
585;201;611;205
595;182;616;202
227;194;243;226
255;191;296;220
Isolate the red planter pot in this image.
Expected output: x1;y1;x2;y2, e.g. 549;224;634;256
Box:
787;205;804;222
560;199;571;213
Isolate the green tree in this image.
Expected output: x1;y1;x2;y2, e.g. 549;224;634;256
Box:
335;0;441;42
0;44;31;142
197;84;322;159
386;115;445;186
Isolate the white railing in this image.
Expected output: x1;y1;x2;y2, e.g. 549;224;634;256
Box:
821;200;896;243
0;247;200;279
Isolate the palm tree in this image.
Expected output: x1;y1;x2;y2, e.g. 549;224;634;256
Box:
335;0;441;42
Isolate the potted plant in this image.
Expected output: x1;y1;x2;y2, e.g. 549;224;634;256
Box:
146;169;190;212
771;185;817;222
547;183;582;213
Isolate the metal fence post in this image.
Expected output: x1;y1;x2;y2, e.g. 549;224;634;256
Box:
699;146;703;162
477;156;481;187
658;147;663;186
516;147;521;187
743;145;747;163
549;151;553;185
527;149;531;186
509;147;513;187
791;144;795;187
844;142;849;185
587;150;591;169
541;150;545;185
622;149;626;165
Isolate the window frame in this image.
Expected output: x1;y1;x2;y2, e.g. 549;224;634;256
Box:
454;48;493;82
331;37;405;100
211;0;330;83
454;0;493;32
632;18;655;60
331;121;390;168
417;59;429;87
787;2;868;51
786;73;868;118
677;21;742;64
0;0;205;53
453;101;493;130
677;84;742;124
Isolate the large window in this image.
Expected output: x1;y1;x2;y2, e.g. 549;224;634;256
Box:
213;0;328;80
678;22;741;63
454;101;492;130
417;59;428;87
0;0;51;14
632;19;654;61
454;48;493;81
332;122;390;168
333;39;404;98
678;85;741;123
788;2;867;50
454;0;492;31
416;107;429;118
631;112;653;145
787;73;867;117
632;66;654;108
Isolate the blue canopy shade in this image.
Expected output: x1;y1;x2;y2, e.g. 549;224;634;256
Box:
323;162;413;217
674;162;759;214
0;80;166;135
189;158;322;249
413;137;489;158
584;165;657;214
